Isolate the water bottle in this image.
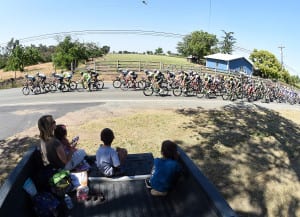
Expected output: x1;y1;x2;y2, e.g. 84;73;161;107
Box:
64;194;74;209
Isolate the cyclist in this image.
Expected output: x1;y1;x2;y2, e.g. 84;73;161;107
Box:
80;71;91;89
62;71;73;81
153;70;165;91
144;70;155;81
25;73;36;82
52;72;64;82
166;70;175;81
126;70;138;81
25;73;36;87
88;69;100;82
36;72;47;82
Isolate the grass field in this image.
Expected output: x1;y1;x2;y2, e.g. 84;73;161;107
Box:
103;53;196;65
0;53;199;81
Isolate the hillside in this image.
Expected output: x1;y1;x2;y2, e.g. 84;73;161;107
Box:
0;54;200;81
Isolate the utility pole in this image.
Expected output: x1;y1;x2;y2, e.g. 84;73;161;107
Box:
278;45;285;70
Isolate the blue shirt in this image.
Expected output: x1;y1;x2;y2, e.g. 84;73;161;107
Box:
150;158;181;192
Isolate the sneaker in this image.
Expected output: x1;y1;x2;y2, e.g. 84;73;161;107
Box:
150;189;167;196
145;179;152;189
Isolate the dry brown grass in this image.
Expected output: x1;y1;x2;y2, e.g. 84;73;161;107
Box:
0;62;55;80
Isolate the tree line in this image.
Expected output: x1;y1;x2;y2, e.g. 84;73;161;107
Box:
0;36;109;72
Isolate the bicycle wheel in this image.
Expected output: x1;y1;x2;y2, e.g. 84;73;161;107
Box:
196;88;206;98
113;80;121;88
69;81;77;90
121;81;130;91
137;80;145;89
143;86;154;96
183;87;194;97
97;80;104;89
172;87;182;96
50;84;57;92
60;84;69;92
230;93;237;101
222;91;230;100
159;87;169;96
22;87;30;95
33;86;41;95
43;83;51;93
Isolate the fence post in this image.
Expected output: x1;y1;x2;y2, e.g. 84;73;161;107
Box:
139;61;141;72
11;78;14;88
117;60;119;71
160;62;162;70
94;62;96;72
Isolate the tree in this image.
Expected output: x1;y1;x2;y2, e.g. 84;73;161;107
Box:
101;46;110;55
249;49;282;79
52;36;88;70
219;30;236;54
24;45;42;65
176;30;218;61
37;44;56;62
146;51;153;55
5;40;26;72
155;47;163;55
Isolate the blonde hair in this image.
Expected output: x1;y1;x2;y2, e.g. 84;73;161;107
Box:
38;115;55;141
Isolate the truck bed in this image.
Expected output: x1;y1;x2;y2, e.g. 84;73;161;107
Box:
0;147;237;217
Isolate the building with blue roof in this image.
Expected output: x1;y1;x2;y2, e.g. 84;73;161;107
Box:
204;53;253;76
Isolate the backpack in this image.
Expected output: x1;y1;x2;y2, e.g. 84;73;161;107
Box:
32;192;61;217
49;170;73;197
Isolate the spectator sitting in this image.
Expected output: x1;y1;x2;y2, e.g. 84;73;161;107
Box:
54;124;78;155
38;115;86;171
96;128;127;177
145;140;182;196
54;124;89;171
38;115;75;169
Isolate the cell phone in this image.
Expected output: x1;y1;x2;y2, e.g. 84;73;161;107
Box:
71;136;79;146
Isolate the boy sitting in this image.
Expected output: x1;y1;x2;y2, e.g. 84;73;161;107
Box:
95;128;127;177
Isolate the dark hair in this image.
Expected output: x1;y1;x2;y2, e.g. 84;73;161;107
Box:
161;140;178;160
54;124;67;140
101;128;115;145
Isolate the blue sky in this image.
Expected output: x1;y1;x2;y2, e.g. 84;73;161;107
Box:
0;0;299;75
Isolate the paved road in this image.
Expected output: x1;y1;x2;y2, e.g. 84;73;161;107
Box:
0;83;299;140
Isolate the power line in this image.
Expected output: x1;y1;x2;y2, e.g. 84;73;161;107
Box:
0;30;187;46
